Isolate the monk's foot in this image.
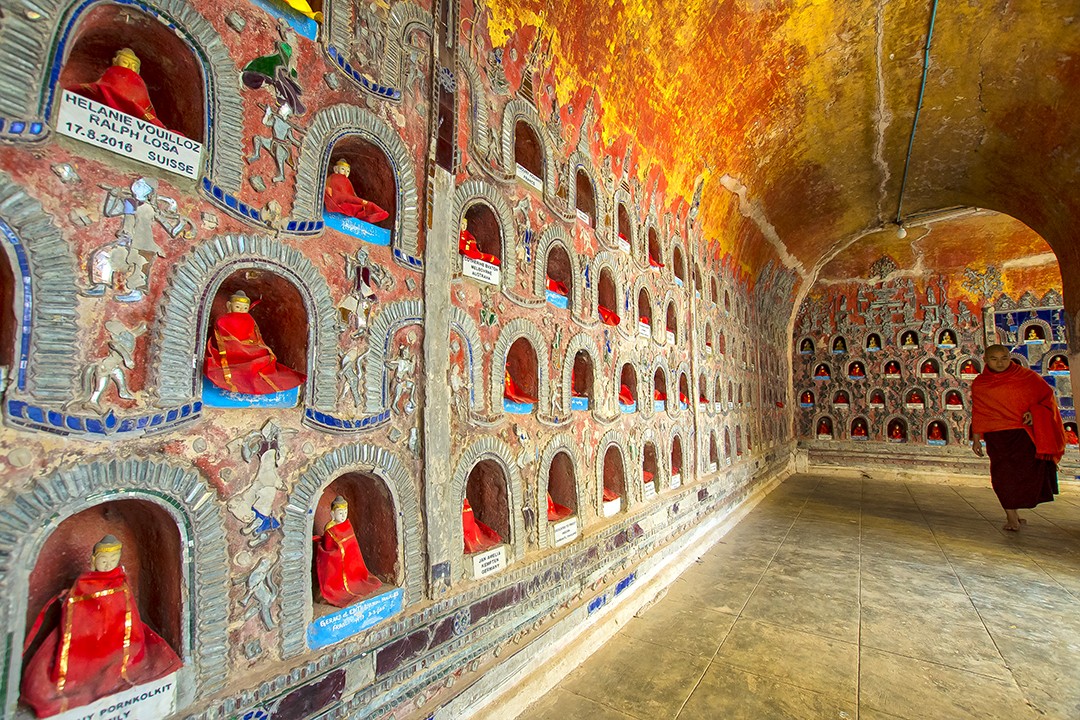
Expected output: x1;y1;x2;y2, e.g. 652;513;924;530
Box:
1003;509;1023;531
1003;521;1022;531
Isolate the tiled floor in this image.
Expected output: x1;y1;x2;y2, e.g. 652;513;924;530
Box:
519;474;1080;719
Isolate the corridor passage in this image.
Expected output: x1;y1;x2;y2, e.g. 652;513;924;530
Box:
520;474;1080;719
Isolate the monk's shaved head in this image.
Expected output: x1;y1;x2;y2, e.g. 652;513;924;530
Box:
984;344;1010;358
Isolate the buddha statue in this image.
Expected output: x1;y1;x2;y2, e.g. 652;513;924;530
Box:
21;536;182;717
852;420;868;437
901;332;917;347
1065;425;1079;446
1027;327;1041;341
546;276;568;297
800;339;813;353
503;368;536;404
921;360;936;374
835;391;849;404
204;290;306;395
602;486;620;502
833;338;846;352
69;48;168;130
814;365;829;378
871;391;885;404
653;388;667;402
618;383;634;406
889;423;904;440
678;391;690;407
547;494;572;522
928;423;944;441
324;160;390;223
946;391;963;406
314;496;382;607
940;331;955;345
867;336;879;350
960;360;977;375
800;391;814;405
885;361;900;375
648;252;663;269
817;419;831;436
849;363;865;377
462;498;501;553
1049;356;1069;371
458;216;501;265
908;390;923;404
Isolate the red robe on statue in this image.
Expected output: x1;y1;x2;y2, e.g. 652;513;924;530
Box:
547;495;572;522
323;173;390;222
459;229;500;265
504;370;536;404
204;311;306;395
597;305;620;326
546;277;568;296
314;519;382;607
21;566;182;718
463;499;501;553
603;487;620;502
619;384;634;406
71;65;167;130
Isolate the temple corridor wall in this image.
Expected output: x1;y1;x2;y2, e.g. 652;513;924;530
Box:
0;0;796;718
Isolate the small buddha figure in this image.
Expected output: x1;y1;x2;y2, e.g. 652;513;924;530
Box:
867;335;880;350
800;339;813;353
643;469;655;484
889;422;905;440
503;368;536;404
324;160;390;223
921;360;936;374
817;419;832;436
283;0;322;21
314;496;382;607
800;391;814;405
654;388;667;402
902;332;917;347
852;419;868;438
870;390;885;405
908;390;923;404
678;391;690;407
546;276;569;297
598;304;620;326
939;331;955;345
618;384;634;406
1049;356;1069;372
547;494;572;522
833;337;846;353
946;390;963;407
462;498;501;553
204;291;306;395
21;536;182;718
928;422;944;441
69;48;168;130
648;253;664;269
960;359;978;375
849;362;865;378
1065;424;1079;446
835;391;849;404
814;364;830;378
1027;327;1041;341
885;361;901;375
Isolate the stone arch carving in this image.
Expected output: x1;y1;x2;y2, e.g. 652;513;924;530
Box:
280;443;423;657
452;179;518;289
501;99;557;195
0;0;245;192
382;3;434;90
153;234;338;409
595;429;632;510
449;436;526;567
293;105;421;263
883;413;909;440
560;332;601;412
610;187;637;253
533;224;581;311
649;356;671;413
364;299;424;414
536;433;584;548
457;48;497;164
658;289;677;343
490;318;550;416
0;172;78;403
324;0;431;100
638;426;660;491
591;251;625;320
0;457;228;717
633;279;657;342
567;151;608;235
641;216;661;267
450;305;485;410
670;360;691;417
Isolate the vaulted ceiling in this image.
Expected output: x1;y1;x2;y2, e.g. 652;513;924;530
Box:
485;0;1080;294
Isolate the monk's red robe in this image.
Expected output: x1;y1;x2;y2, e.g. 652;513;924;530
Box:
1066;429;1078;445
323;174;389;222
679;392;689;406
21;566;181;718
314;519;382;607
463;499;501;553
71;65;167;130
459;229;500;265
547;495;572;522
972;363;1065;462
546;277;568;296
598;305;620;326
204;311;306;395
504;370;536;404
618;384;634;405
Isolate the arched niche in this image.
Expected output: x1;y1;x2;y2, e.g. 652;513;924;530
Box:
325;134;397;231
597;266;619;325
814;362;832;379
678;372;690;410
571;349;594;410
850;415;869;440
619;363;638;409
202;267;309;406
642;441;659;492
504;336;538;413
693;265;702;297
698;374;709;405
616;201;632;251
513;119;544;184
724;289;731;313
815;416;834;439
848;360;866;379
463;201;502;267
959;357;982;376
666;301;678;343
937;328;958;346
926;419;948;444
710;277;719;306
833;389;850;406
58;4;206;141
944;389;964;409
547;450;578;517
601;443;626;515
465;459;511;550
727;380;734;406
23;499;184;709
1047;354;1069;373
799;388;816;406
670;435;683;483
869;388;886;407
311;471;400;601
704;322;714;352
653;366;668;409
724;427;732;457
887;416;908;442
919;357;940;377
637;287;653;336
574;168;596;227
831;335;847;354
672;244;686;285
719;331;727;355
898;329;920;348
647;227;662;269
865;332;882;351
905;386;926;406
544;241;573;311
708;432;719;470
736;426;744;455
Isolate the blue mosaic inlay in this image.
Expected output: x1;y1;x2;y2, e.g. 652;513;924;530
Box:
326;46;403;101
303;408;391;433
5;400;201;438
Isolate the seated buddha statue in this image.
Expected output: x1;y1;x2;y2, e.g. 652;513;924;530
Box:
939;331;955;345
946;391;963;406
204;291;306;395
547;494;572;522
458;216;500;265
814;365;829;378
324;160;390;223
598;304;620;326
648;253;663;269
1065;426;1079;446
927;423;944;441
835;391;849;404
314;496;381;607
1027;327;1041;341
889;423;904;440
678;391;690;407
960;360;978;375
69;48;168;131
852;420;868;437
21;536;182;718
618;383;634;406
885;361;900;375
546;276;568;297
833;338;846;352
1049;356;1069;371
867;336;880;350
462;498;501;553
921;360;936;374
849;363;865;377
800;340;813;352
870;391;885;404
902;332;917;347
908;390;923;404
503;369;536;404
816;419;831;436
800;391;814;405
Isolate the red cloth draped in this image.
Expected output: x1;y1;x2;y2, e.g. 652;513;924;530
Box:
547;495;572;522
459;229;500;265
21;567;181;718
463;499;501;553
1065;428;1078;445
972;363;1065;463
314;519;382;607
504;370;536;404
639;316;650;325
71;66;166;130
648;255;664;268
643;470;654;483
546;277;568;296
653;389;666;401
602;487;619;502
324;174;389;222
205;312;306;395
679;392;689;405
598;305;620;326
618;384;634;405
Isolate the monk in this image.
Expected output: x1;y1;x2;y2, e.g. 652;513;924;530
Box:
972;344;1065;530
928;422;944;441
69;48;168;130
921;360;936;374
547;495;572;522
835;391;849;404
21;536;182;718
1066;425;1079;446
961;360;978;375
462;498;501;553
503;369;536;404
314;496;381;607
204;291;306;395
885;361;901;375
817;419;831;436
889;423;904;440
852;420;868;437
946;391;963;407
814;365;830;378
324;160;390;223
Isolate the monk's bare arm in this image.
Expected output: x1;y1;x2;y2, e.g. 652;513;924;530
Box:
972;432;984;457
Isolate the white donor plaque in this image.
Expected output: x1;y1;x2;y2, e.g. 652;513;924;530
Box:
575;208;591;225
57;91;202;179
515;164;543;191
462;256;500;286
670;473;682;488
53;672;177;720
551;517;579;547
471;545;506;579
643;481;657;500
603;497;621;517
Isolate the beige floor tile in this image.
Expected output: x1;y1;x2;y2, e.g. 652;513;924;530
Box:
676;662;856;720
622;602;737;659
739;574;860;642
521;688;639;720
